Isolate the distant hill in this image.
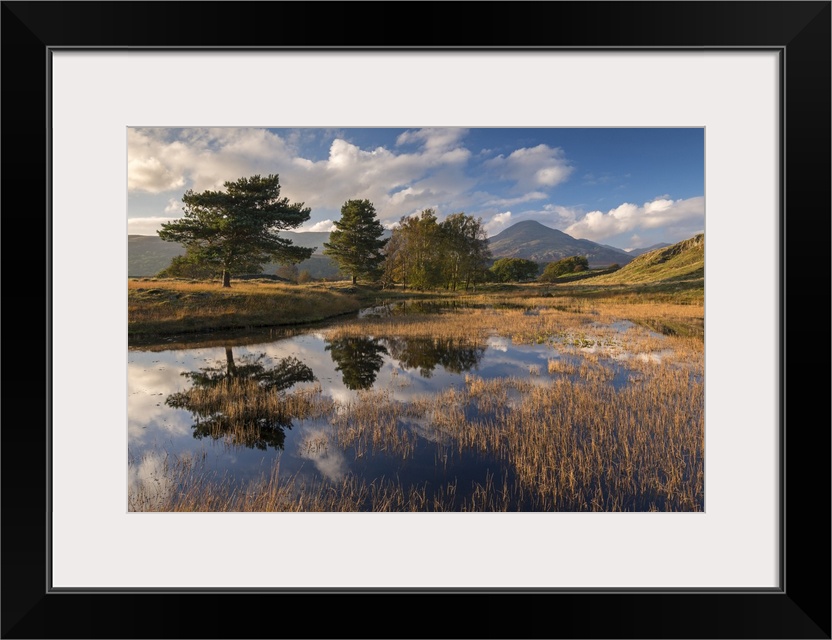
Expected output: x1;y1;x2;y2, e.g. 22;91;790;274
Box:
277;230;331;250
590;233;704;284
487;220;633;268
626;242;672;257
129;221;650;278
128;229;399;279
128;234;343;279
129;235;186;276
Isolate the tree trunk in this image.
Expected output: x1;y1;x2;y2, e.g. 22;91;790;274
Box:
352;274;357;285
225;347;237;377
222;269;231;288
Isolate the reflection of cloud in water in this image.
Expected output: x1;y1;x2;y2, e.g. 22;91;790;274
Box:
128;361;194;441
387;372;464;403
590;320;637;333
404;416;448;444
128;450;188;509
128;360;191;394
579;344;613;356
127;403;193;443
357;305;392;319
635;349;674;364
296;426;348;482
129;348;220;375
487;336;509;352
583;346;675;365
328;388;355;406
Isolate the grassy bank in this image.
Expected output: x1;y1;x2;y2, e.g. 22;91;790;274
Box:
128;278;368;337
128;276;703;340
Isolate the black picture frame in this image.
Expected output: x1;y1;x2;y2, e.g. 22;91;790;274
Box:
3;2;829;638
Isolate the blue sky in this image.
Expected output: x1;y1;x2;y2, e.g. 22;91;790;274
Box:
128;127;704;250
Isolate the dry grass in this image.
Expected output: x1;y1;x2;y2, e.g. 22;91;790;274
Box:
128;279;362;336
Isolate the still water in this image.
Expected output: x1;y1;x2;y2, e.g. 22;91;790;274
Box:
128;304;690;511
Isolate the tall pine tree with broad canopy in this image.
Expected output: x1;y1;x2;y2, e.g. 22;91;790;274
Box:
323;199;387;285
158;174;314;287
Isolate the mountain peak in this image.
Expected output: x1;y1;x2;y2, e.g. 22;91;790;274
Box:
488;220;632;267
510;219;549;228
489;219;568;240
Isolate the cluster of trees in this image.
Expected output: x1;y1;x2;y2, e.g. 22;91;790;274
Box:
488;257;540;283
157;172;601;290
382;209;491;291
538;255;589;282
274;264;314;284
157;173;491;290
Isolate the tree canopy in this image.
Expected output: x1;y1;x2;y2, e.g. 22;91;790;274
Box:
488;257;540;283
323;199;387;285
439;212;492;291
539;255;590;282
157;174;314;287
382;209;491;291
382;209;443;290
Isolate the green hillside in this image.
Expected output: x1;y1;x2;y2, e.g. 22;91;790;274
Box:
590;234;703;284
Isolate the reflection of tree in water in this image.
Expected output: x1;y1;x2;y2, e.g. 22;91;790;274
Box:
325;337;388;390
383;337;485;378
166;347;315;450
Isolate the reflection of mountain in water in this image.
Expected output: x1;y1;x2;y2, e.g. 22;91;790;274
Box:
166;347;315;450
384;336;485;378
325;337;388;390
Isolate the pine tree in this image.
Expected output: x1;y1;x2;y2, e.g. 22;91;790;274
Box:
323;199;387;285
158;174;313;287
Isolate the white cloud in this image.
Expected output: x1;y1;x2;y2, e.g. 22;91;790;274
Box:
482;191;548;208
129;129;703;247
625;234;644;252
164;198;183;214
396;127;468;151
565;196;704;243
485;144;573;191
127;156;185;193
128;127;294;195
541;203;581;227
302;219;336;232
644;198;673;213
484;211;512;235
128;128;478;227
128;216;177;235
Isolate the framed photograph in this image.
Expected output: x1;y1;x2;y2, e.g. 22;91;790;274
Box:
4;1;829;638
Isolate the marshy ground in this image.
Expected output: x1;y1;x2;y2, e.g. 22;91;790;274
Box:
128;281;704;512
